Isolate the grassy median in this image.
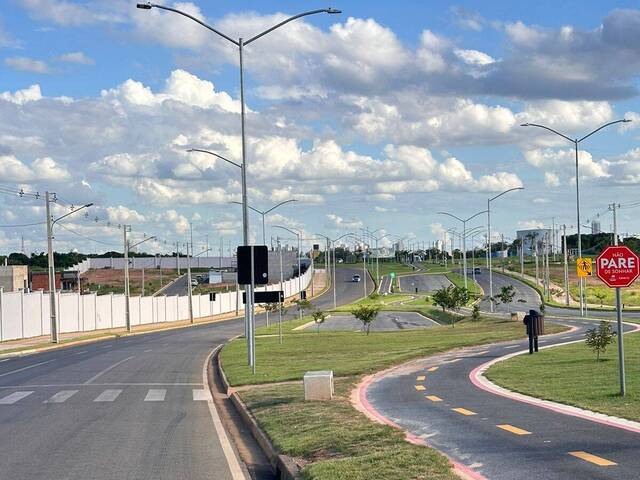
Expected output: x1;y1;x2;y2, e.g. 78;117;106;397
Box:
486;331;640;421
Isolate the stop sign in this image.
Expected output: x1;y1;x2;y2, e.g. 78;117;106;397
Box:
596;246;640;288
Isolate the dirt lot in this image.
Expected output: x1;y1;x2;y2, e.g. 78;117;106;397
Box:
81;268;181;296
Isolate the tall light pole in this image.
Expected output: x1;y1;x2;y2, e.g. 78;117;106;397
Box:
140;4;342;368
124;234;156;332
438;210;487;289
46;197;93;343
521;119;631;315
487;187;524;312
273;225;302;318
330;232;357;308
230;199;298;244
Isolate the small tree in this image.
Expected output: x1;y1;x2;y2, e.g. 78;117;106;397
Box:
352;304;380;335
312;310;327;334
264;302;279;327
432;286;454;312
594;291;607;307
295;299;312;318
585;321;615;362
451;286;470;311
471;304;480;322
496;285;516;312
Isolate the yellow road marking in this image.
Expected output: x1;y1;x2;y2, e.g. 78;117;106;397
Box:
416;375;426;381
426;395;442;402
569;451;617;466
497;424;531;435
451;407;476;416
428;366;439;372
414;385;426;391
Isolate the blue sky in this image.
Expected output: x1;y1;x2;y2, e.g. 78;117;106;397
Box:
2;1;640;255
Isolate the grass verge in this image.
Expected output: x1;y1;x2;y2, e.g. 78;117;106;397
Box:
486;331;640;422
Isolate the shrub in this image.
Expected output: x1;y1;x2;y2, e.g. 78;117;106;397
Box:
351;304;380;335
585;321;615;362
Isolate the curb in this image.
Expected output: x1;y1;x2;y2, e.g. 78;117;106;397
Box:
470;321;640;434
215;348;302;480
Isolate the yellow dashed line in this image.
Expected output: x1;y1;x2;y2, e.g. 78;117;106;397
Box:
414;385;426;391
428;366;439;372
451;407;476;416
497;424;531;435
416;375;426;381
426;395;442;402
569;451;617;466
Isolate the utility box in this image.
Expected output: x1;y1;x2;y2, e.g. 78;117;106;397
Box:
304;370;334;401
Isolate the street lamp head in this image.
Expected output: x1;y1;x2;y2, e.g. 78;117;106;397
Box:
136;3;153;9
326;8;342;14
623;119;633;123
520;123;530;127
84;203;94;208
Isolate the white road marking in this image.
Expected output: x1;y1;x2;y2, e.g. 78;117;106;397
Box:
144;389;166;402
0;391;34;404
144;349;153;353
0;359;10;363
0;360;54;378
561;336;573;340
83;356;134;385
74;351;88;355
94;389;122;402
193;389;213;401
504;345;519;349
45;390;78;403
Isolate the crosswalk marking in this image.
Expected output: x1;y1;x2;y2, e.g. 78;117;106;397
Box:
144;389;166;402
452;407;477;416
45;390;78;403
427;366;439;372
426;395;442;402
94;389;122;402
414;385;426;391
569;451;617;466
416;375;426;381
497;424;531;435
193;389;213;401
0;391;33;404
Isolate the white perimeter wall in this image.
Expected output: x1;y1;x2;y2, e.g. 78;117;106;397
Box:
0;268;316;342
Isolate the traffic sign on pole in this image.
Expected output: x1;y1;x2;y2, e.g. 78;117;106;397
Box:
596;246;640;288
576;257;592;278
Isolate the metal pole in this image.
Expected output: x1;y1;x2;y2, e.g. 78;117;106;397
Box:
249;245;255;373
462;220;468;289
563;224;569;305
332;241;337;309
46;192;58;343
363;249;367;298
297;233;302;318
278;237;283;344
487;199;493;311
261;212;266;246
187;241;193;324
124;226;131;332
610;203;626;395
575;139;584;316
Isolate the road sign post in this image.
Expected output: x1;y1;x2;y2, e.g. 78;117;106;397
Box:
576;257;592;278
596;245;640;396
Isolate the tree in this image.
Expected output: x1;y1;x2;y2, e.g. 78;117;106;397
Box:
432;286;454;312
264;302;279;327
471;304;480;322
495;285;516;312
351;304;380;335
594;291;607;307
295;299;312;318
585;321;615;362
451;287;470;311
312;310;327;334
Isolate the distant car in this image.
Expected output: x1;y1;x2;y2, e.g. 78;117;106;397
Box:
474;267;481;274
191;279;198;287
352;274;361;282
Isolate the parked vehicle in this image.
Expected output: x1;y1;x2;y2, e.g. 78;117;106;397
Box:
352;274;361;282
474;267;481;274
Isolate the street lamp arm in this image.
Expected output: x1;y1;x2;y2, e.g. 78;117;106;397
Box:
273;225;300;237
129;235;156;250
52;203;93;226
489;186;524;203
264;199;298;214
195;248;212;257
245;8;341;45
187;149;242;169
229;201;263;215
465;209;489;223
438;211;464;223
137;3;239;46
520;123;574;143
578;119;632;143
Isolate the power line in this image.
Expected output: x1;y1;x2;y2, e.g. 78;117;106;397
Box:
0;221;46;228
55;222;120;247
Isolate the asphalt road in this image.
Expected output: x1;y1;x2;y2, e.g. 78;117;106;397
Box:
399;273;452;293
366;277;640;480
306;311;439;332
160;273;189;296
0;267;365;480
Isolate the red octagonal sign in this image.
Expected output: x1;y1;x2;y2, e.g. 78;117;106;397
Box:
596;246;640;288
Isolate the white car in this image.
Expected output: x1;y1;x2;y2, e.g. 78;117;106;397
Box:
352;274;361;282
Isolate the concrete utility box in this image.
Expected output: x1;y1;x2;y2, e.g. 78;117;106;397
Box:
304;370;334;401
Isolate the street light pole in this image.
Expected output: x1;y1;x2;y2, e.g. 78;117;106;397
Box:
46;196;93;343
521;119;631;316
230;199;298;245
487;187;524;312
274;225;303;317
124;233;155;332
143;4;342;368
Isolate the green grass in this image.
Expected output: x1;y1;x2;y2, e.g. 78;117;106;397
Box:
220;316;564;387
445;272;482;296
240;379;457;480
486;331;640;422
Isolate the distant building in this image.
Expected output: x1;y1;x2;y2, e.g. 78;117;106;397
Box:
591;220;602;234
0;265;28;292
516;229;552;256
29;270;78;292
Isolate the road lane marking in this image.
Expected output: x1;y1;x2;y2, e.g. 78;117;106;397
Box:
193;389;213;401
414;385;426;391
504;345;519;349
497;424;531;435
144;389;166;402
416;375;426;381
0;391;33;404
144;349;153;353
569;451;617;466
0;359;10;363
561;336;573;340
45;390;78;403
427;366;439;372
0;360;54;378
452;407;476;416
74;351;88;355
94;389;122;402
83;356;134;384
426;395;442;402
